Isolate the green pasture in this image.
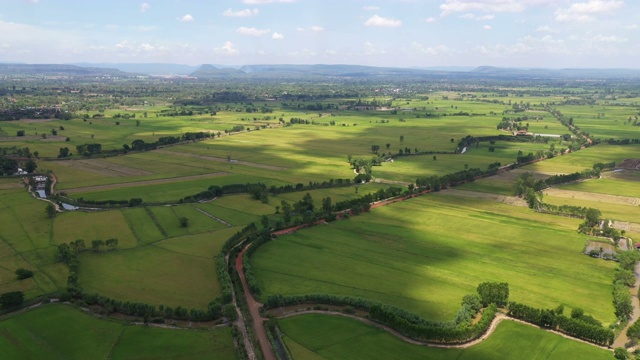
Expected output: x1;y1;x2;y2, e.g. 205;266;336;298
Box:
122;207;165;244
78;245;220;309
53;211;138;249
155;227;240;258
0;304;236;360
557;174;640;198
554;104;640;140
280;314;612;360
251;194;616;324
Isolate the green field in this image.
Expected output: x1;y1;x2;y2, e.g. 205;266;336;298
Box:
251;194;616;323
77;245;220;309
0;304;236;360
280;314;612;360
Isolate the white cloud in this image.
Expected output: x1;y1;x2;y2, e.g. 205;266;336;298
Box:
297;26;324;32
105;24;119;30
363;6;380;11
236;27;271;36
410;42;453;55
626;24;639;30
439;0;554;17
593;35;627;42
459;13;495;20
364;15;402;27
483;25;492;30
555;0;624;22
178;14;194;22
536;25;557;33
425;17;437;23
140;2;150;13
24;0;39;3
272;32;284;39
223;8;259;17
214;41;238;55
243;0;295;4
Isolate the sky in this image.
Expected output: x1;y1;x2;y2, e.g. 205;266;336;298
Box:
0;0;638;68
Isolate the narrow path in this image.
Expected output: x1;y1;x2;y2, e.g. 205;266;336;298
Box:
62;172;228;194
278;311;612;351
614;262;640;348
193;206;232;227
235;243;276;360
155;149;287;171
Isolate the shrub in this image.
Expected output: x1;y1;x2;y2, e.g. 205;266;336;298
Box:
15;268;34;280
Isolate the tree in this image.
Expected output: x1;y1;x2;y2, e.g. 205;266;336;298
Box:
58;243;72;263
15;268;34;280
385;143;390;150
0;291;24;308
400;135;404;143
136;120;141;126
477;282;509;307
105;238;118;250
371;145;380;154
179;217;189;228
260;215;270;229
24;160;37;173
322;197;332;214
45;203;56;219
433;155;437;161
16;130;25;137
91;240;105;252
614;347;628;360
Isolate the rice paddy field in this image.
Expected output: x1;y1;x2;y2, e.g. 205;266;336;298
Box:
251;194;617;324
0;304;236;360
279;314;612;360
2;87;640;358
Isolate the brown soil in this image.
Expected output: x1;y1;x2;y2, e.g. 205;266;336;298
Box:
0;181;21;190
0;135;67;142
154;149;287;171
617;159;640;170
51;159;153;177
235;243;276;360
544;188;640;206
63;172;228;194
440;189;528;207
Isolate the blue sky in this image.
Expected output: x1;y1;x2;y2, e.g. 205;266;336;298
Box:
0;0;638;68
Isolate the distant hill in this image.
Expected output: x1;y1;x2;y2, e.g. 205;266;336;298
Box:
71;63;202;75
0;63;133;77
470;66;640;79
190;64;246;78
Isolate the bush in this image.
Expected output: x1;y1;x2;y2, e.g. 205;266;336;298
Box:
0;291;24;308
15;268;34;280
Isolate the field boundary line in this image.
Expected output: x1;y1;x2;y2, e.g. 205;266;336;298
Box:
107;325;127;360
193;206;232;227
277;310;613;351
144;207;168;238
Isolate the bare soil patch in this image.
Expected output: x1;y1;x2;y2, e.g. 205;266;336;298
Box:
155;149;287;171
440;188;528;207
544;188;640;206
51;159;152;177
0;181;21;190
63;172;228;194
0;135;67;142
617;159;640;170
611;221;640;234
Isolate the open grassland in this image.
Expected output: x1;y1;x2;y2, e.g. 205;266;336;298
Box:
0;188;68;300
556;173;640;198
121;207;165;244
555;104;640;140
53;211;138;249
155;227;239;258
252;194;616;324
523;145;640;174
78;245;219;309
0;304;236;360
280;314;612;360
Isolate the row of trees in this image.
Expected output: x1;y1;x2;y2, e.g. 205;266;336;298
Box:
507;302;614;346
262;283;503;344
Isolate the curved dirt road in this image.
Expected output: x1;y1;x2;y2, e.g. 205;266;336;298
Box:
235;243;276;360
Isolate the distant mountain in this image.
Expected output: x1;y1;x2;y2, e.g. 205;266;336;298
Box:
470;66;640;79
71;63;202;75
190;64;246;78
0;63;132;77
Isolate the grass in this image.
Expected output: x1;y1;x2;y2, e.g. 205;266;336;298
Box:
279;314;612;360
53;211;138;249
251;194;616;324
556;175;640;198
0;304;236;360
77;245;220;309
